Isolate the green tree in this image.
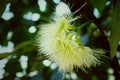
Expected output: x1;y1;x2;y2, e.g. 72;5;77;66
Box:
0;0;120;80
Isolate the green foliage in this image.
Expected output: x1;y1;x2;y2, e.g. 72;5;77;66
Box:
110;0;120;58
0;0;120;80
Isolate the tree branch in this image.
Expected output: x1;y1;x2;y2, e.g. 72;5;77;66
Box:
62;0;120;80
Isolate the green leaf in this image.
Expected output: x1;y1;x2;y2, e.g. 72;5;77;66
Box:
0;53;12;59
110;1;120;59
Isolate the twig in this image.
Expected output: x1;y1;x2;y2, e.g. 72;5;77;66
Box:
83;1;120;80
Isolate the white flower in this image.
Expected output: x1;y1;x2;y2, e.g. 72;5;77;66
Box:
37;14;104;72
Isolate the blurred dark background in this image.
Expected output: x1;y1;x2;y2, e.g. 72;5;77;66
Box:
0;0;120;80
